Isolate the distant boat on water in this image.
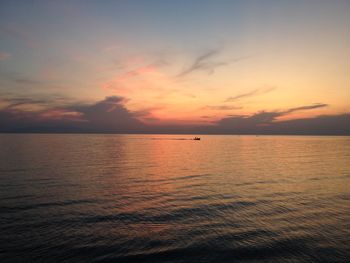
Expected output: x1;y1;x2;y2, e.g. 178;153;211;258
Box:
193;137;201;140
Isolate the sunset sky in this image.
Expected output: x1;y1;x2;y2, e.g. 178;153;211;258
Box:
1;0;349;133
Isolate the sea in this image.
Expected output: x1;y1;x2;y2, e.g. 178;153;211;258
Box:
0;134;349;262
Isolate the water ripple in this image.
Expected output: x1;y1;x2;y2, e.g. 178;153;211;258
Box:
1;134;350;262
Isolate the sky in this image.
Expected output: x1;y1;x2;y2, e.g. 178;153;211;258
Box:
0;0;349;134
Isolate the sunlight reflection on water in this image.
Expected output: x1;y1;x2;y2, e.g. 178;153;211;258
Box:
1;134;350;262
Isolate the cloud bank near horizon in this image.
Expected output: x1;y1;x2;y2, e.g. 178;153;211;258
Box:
0;95;349;135
0;96;145;133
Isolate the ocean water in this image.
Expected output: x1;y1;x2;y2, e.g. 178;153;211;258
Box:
0;134;349;262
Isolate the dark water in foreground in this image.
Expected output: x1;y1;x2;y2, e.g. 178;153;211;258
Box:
0;134;349;262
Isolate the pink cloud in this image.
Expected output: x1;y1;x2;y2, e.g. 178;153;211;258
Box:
38;109;84;121
102;63;168;92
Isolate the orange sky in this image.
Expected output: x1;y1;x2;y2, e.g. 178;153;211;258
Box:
0;1;349;128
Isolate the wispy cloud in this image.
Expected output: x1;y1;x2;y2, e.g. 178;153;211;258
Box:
176;50;220;78
225;87;275;102
102;59;168;92
262;103;328;121
0;94;75;110
176;49;250;78
0;70;65;89
285;103;328;114
204;105;242;111
2;97;49;109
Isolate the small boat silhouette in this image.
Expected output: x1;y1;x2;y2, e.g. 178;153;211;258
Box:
193;137;201;140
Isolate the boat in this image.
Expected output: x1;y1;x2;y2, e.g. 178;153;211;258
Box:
193;137;201;140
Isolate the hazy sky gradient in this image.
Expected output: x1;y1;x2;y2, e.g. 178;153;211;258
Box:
1;0;349;133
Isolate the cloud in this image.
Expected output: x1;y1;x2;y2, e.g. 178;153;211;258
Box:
206;112;350;135
2;97;49;108
66;96;145;131
202;103;332;134
225;87;275;102
0;96;146;133
284;103;328;114
1;94;73;110
0;52;10;60
204;105;242;111
0;107;83;133
102;63;167;92
176;49;249;78
176;50;220;77
225;103;327;124
1;97;348;135
0;70;60;89
269;114;350;135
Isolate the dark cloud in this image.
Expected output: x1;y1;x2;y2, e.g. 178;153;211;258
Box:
67;96;143;132
225;87;275;102
0;96;146;133
219;103;328;126
200;103;336;134
1;98;348;135
0;107;81;133
269;114;350;135
204;113;350;135
176;49;249;78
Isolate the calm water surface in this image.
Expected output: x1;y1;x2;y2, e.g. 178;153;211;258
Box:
0;134;349;262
